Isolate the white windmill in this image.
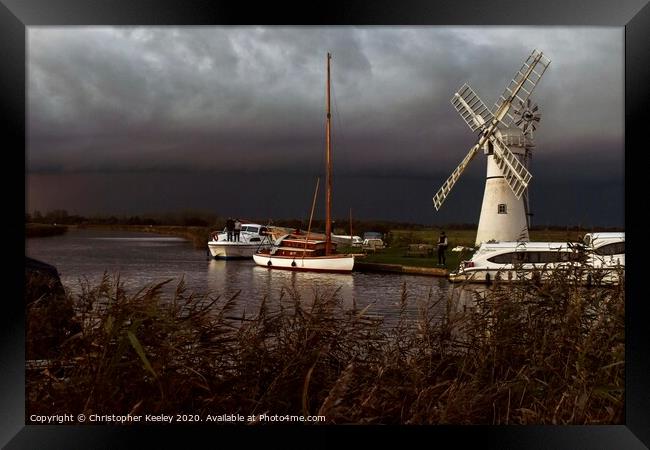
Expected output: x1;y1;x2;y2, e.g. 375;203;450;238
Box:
433;49;551;247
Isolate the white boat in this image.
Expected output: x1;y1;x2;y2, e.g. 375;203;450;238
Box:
254;53;355;273
449;232;624;284
254;229;355;273
208;223;273;259
253;234;355;272
332;234;363;247
583;232;625;273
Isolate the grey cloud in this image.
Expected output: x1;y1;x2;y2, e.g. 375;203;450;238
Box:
26;27;624;226
28;26;623;175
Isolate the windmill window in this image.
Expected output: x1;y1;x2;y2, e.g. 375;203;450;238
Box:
498;204;507;214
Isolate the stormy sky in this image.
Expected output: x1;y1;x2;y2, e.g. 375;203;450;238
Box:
26;27;624;226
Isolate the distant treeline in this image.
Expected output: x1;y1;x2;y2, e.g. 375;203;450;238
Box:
26;223;68;238
25;209;622;234
26;209;217;227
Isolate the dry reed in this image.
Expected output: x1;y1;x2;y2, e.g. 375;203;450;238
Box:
26;266;624;424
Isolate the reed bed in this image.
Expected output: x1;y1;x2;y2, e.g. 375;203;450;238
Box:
26;268;624;424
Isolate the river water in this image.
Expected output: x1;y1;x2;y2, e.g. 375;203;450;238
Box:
26;229;465;321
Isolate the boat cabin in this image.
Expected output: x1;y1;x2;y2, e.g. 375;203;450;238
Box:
256;232;338;258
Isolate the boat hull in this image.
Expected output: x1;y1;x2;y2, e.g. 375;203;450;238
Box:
253;253;354;273
449;266;623;285
208;242;267;259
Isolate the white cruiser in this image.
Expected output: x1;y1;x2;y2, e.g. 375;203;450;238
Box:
208;223;273;259
449;232;624;284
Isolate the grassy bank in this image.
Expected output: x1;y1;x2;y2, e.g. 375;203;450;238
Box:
356;228;601;270
26;223;69;238
346;245;470;271
388;228;593;248
26;267;624;424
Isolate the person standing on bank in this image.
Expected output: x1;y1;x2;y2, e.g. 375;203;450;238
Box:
226;217;234;242
234;219;242;242
437;231;448;265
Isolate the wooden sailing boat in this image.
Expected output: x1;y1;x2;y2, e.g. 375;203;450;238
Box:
253;53;355;273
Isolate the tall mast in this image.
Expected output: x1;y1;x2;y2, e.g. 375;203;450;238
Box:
325;52;332;255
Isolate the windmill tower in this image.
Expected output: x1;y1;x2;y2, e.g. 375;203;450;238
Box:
433;49;551;247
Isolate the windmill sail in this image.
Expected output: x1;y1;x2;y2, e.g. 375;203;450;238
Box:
451;84;494;132
489;134;532;199
433;144;480;210
493;49;551;127
434;86;492;209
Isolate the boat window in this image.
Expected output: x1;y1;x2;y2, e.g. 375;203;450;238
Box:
488;252;516;264
488;251;581;264
250;237;261;242
535;251;566;263
515;252;537;263
248;227;259;234
498;204;507;214
595;242;625;256
533;251;567;263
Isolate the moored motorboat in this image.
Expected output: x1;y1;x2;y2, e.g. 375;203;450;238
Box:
208;223;273;259
331;234;363;247
449;232;624;284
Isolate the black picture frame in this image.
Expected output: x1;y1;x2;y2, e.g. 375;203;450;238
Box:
4;1;648;448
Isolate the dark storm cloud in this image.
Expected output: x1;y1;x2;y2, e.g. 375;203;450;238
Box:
28;27;622;175
26;27;624;226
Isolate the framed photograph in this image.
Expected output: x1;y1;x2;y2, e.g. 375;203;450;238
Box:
6;0;648;447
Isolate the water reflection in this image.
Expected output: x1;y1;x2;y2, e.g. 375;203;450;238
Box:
205;259;455;322
28;229;459;323
206;259;355;315
448;283;488;314
251;265;355;307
